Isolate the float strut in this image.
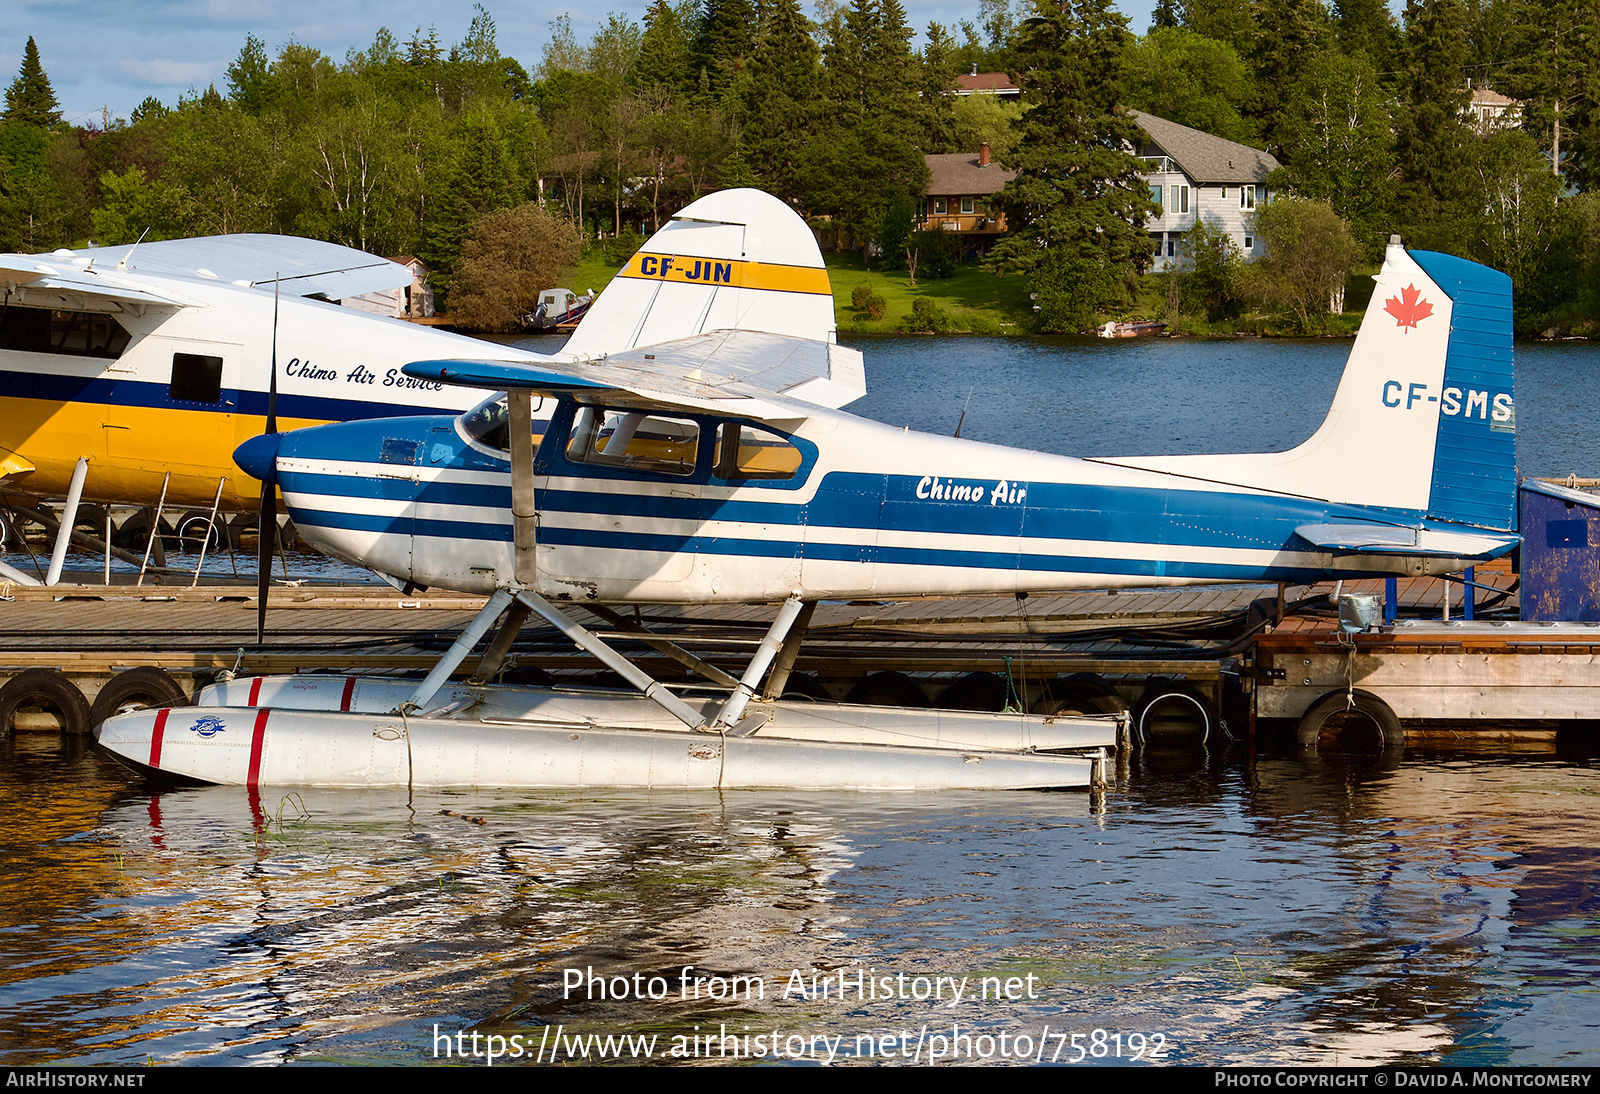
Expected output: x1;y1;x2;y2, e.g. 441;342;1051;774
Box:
401;589;514;713
513;589;710;731
470;598;535;683
45;457;89;586
711;594;806;731
584;602;740;689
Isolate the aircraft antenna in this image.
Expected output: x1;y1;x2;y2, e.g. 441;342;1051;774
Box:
954;387;974;438
116;227;151;272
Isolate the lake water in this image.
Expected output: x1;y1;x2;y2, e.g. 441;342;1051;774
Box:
5;335;1599;1066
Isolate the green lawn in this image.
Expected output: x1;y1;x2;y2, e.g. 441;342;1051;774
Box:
826;253;1037;334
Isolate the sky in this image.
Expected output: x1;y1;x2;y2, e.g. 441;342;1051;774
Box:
5;0;1171;127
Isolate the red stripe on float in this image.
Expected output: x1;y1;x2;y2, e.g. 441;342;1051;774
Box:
149;707;170;768
246;708;269;786
248;676;263;705
340;676;356;712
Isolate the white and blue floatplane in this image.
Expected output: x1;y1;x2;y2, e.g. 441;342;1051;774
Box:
94;190;1518;792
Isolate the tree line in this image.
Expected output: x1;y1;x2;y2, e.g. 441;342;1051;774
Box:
2;0;1597;334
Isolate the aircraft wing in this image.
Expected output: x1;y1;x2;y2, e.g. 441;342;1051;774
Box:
4;235;410;306
0;255;197;307
404;329;864;421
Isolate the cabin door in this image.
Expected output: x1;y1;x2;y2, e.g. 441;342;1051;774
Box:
534;403;700;597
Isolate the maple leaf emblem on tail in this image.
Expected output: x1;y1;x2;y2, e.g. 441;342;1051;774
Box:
1385;284;1434;331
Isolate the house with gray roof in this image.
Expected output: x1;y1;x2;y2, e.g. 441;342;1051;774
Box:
1131;111;1281;270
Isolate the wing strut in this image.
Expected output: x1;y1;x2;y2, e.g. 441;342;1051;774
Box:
507;390;538;584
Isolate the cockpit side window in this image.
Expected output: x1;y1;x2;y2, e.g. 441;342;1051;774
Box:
0;306;130;359
566;407;700;477
712;423;803;481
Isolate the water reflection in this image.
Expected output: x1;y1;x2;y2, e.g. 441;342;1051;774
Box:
2;732;1596;1066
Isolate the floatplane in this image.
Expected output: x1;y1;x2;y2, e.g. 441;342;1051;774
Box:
94;190;1518;792
0;194;841;583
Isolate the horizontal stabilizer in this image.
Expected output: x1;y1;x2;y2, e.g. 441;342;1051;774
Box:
1294;523;1519;560
406;330;863;420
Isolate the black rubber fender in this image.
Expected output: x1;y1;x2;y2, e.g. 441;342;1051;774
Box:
0;669;91;737
89;667;189;726
175;511;226;551
1035;673;1130;717
1297;689;1403;751
1134;681;1216;745
845;671;929;708
936;671;1008;711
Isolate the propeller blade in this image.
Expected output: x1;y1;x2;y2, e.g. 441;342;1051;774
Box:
256;274;281;644
266;276;279;434
256;486;275;644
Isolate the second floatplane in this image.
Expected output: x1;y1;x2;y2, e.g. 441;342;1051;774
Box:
96;192;1519;792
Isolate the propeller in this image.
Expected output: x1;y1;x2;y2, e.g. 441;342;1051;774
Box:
233;276;282;645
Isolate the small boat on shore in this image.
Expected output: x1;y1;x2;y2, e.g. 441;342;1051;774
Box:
1099;320;1168;339
526;288;595;330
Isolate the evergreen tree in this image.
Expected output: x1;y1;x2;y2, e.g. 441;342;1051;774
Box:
1250;0;1335;154
691;0;758;96
742;0;823;202
633;0;692;94
1181;0;1255;57
805;0;928;250
1335;0;1399;71
226;35;272;115
1503;0;1600;187
1151;0;1183;29
4;37;61;129
459;4;500;65
987;0;1156;329
1394;0;1473;235
921;22;963;153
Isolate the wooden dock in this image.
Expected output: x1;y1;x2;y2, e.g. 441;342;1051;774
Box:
4;561;1594;749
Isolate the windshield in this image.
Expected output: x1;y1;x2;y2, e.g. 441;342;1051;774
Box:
458;393;510;451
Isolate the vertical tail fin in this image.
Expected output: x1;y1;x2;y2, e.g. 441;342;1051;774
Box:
558;189;836;361
1102;239;1517;530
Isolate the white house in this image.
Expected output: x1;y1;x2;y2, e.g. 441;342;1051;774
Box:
1131;111;1282;271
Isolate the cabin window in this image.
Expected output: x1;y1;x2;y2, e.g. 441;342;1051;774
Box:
1150;184;1162;209
933;198;947;215
168;352;223;404
960;197;975;214
712;424;803;482
1240;185;1256;210
0;305;130;359
1170;184;1189;214
567;407;700;477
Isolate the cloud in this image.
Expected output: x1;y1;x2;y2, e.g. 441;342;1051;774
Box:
118;57;221;87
